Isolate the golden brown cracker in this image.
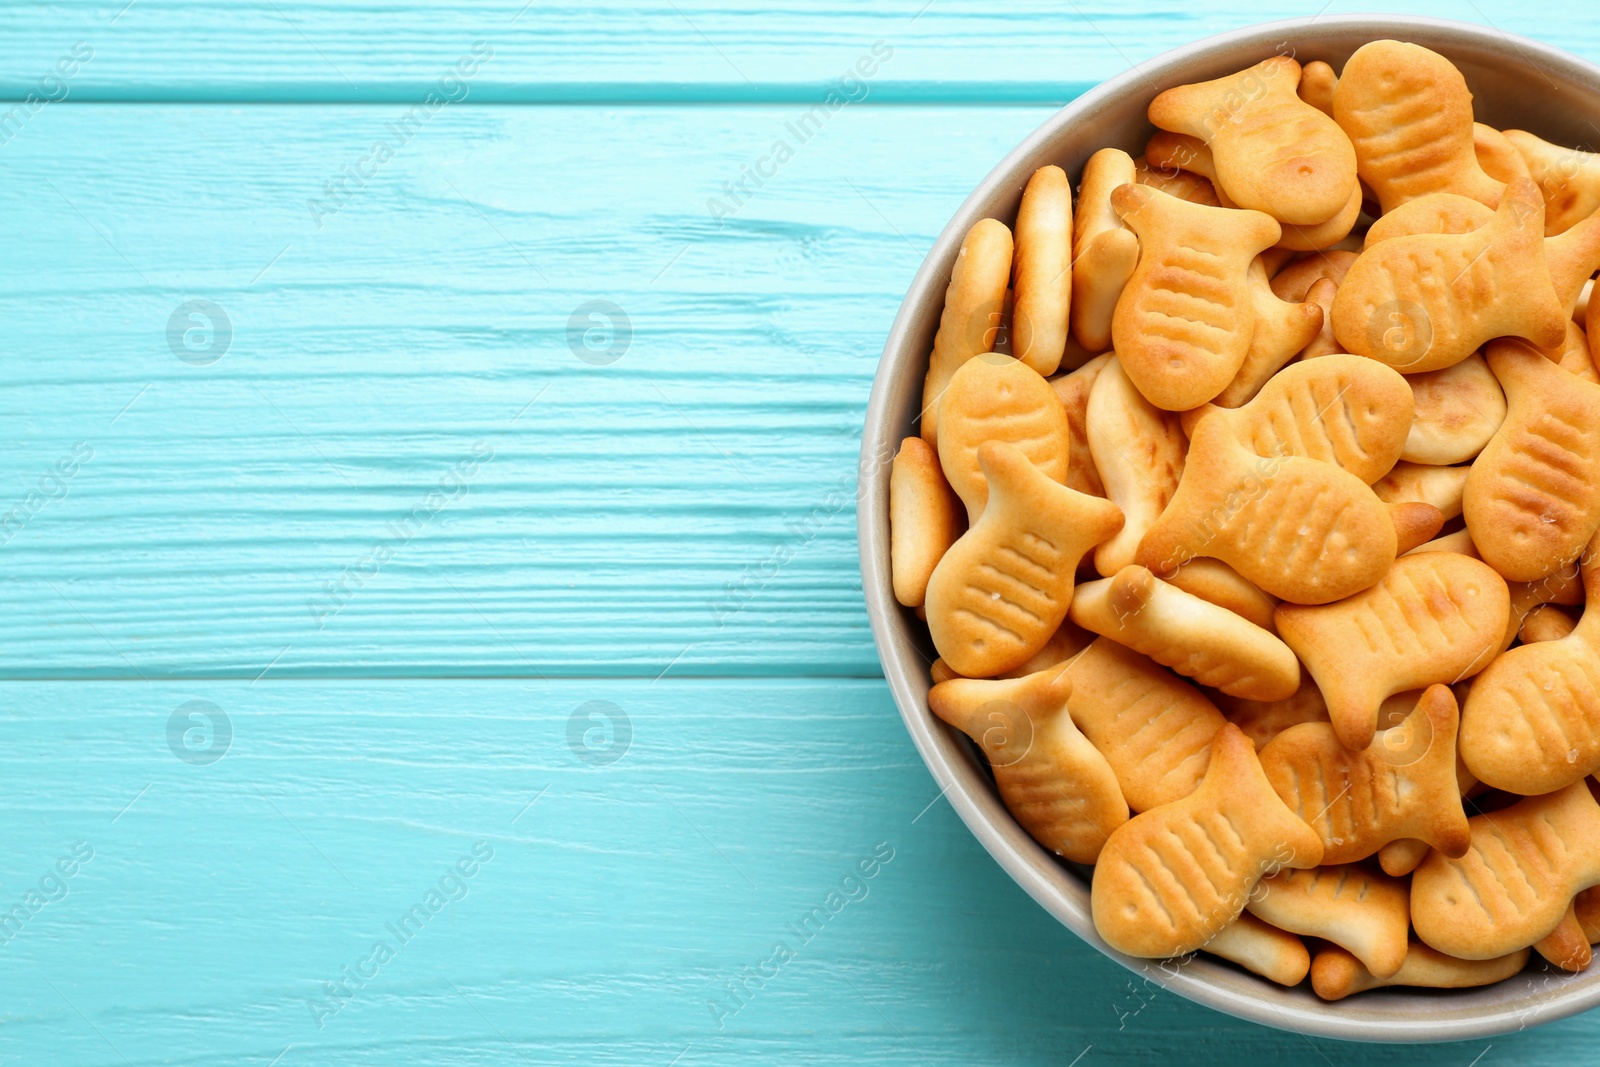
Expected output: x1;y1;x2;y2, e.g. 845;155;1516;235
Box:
1201;353;1414;483
1412;781;1600;959
1276;552;1509;749
1091;724;1323;957
937;352;1071;523
1259;246;1298;277
1085;356;1186;574
1299;276;1343;359
1311;942;1528;1000
1362;191;1600;319
1362;191;1492;247
927;620;1097;685
1505;128;1600;235
1331;179;1565;372
1145;130;1360;251
1372;461;1470;521
1403;528;1480;560
991;286;1015;357
929;668;1127;862
1377;843;1430;879
1520;603;1580;644
1070;565;1301;701
1275;183;1363;252
1375;688;1425;731
1164;557;1279;633
1400;352;1505;465
1260;684;1470;864
1577;884;1600;943
1269;249;1358;301
1533;902;1593;972
1150;56;1358;227
1214;677;1331;750
925;441;1123;677
922;218;1013;446
1298;60;1337;118
1001;620;1097;678
1109;184;1281;410
1500;567;1587;653
1465;338;1600;582
1137;415;1398;604
1554;321;1599;384
1202;912;1311;987
1144;131;1238;207
890;436;965;607
1543;204;1600;315
1333;40;1505;212
1249;863;1411;979
1389;502;1446;555
1585;278;1600;375
1012;165;1074;376
1071;149;1139;354
1475;123;1532;184
1134;155;1222;206
1059;637;1226;811
1378;755;1481;876
1212;257;1325;407
1048;351;1112;497
1460;542;1600;795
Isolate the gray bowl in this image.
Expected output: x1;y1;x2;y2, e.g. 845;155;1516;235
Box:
859;14;1600;1043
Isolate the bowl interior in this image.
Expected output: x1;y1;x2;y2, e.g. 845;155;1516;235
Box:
860;13;1600;1043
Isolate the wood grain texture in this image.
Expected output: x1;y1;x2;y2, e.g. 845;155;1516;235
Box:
1;678;1595;1064
0;0;1555;104
0;103;1048;678
9;1;1600;1059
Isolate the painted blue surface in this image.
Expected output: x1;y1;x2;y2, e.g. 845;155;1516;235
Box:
5;2;1600;1063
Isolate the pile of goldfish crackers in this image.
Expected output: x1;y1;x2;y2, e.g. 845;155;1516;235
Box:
891;40;1600;1000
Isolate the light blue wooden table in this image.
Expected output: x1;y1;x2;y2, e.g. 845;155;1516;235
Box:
5;2;1600;1062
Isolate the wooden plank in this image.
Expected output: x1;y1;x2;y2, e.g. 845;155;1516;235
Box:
0;102;1046;678
2;677;1595;1062
0;1;1589;104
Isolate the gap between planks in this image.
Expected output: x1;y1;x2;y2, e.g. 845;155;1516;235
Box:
0;88;1094;106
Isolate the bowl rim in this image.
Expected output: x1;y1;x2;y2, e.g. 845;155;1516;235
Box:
858;12;1600;1043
